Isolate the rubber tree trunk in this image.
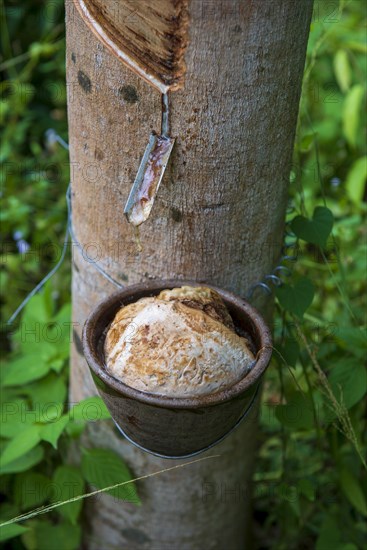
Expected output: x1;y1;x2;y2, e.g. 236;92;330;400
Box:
66;0;313;548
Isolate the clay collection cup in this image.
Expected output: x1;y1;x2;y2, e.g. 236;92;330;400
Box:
82;279;272;458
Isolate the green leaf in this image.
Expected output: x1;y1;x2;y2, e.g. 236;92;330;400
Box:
0;523;29;543
0;504;19;524
0;399;33;438
291;206;334;248
335;327;367;357
275;392;315;430
277;338;300;367
22;520;81;550
24;372;67;407
333;50;351;93
2;354;51;386
52;466;85;525
41;415;69;449
328;359;367;410
11;328;56;359
48;303;72;361
70;396;111;422
297;478;315;501
316;516;341;550
300;133;315;153
52;303;72;325
49;358;65;373
344;41;367;54
343;84;365;147
65;420;86;438
339;469;367;516
14;473;50;511
81;448;140;503
1;426;41;467
21;291;51;325
345;157;367;205
276;278;315;319
0;446;44;475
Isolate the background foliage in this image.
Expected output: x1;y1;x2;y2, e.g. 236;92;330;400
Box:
1;0;366;548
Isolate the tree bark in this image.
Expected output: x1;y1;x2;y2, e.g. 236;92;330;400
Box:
65;0;313;548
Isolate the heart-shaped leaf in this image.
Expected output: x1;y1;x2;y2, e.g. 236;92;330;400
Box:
276;278;314;318
324;359;367;422
291;206;333;248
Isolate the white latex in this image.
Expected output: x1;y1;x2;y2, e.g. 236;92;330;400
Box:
104;287;255;397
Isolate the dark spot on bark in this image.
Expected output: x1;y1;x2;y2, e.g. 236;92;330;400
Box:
233;25;242;33
121;528;151;544
94;148;104;161
119;85;139;104
78;70;92;93
170;207;183;222
71;52;76;64
73;329;84;357
118;272;129;282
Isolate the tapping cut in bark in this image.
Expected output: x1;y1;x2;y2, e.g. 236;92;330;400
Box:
73;0;190;92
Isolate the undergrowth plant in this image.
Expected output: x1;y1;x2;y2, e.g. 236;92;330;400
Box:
254;1;367;549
